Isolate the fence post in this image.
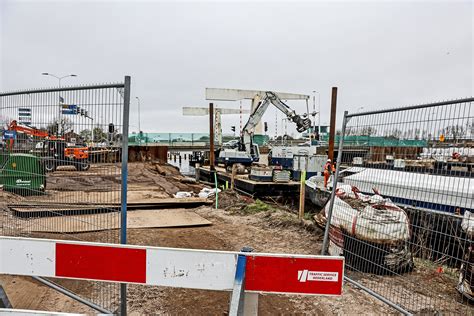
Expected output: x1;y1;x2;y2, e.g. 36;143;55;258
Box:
298;170;306;219
321;111;348;255
120;75;131;315
229;247;253;316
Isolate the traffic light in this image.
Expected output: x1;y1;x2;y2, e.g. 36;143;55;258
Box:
108;123;115;134
80;109;85;116
231;126;236;132
264;122;268;132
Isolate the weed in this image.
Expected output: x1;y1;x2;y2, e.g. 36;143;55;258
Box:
242;199;275;214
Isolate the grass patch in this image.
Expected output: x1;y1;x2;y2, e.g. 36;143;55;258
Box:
242;199;275;214
303;212;315;221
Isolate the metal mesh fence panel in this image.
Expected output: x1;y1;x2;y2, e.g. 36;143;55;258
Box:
323;98;474;314
0;81;129;313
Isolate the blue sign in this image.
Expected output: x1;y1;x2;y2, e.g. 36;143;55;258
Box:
61;104;78;115
2;130;16;140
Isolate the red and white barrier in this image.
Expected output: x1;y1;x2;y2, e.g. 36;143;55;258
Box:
0;237;344;296
0;309;82;316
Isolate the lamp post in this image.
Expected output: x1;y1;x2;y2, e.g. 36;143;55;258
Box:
41;73;77;136
135;97;141;133
42;73;77;88
135;97;141;144
281;118;288;145
312;90;321;140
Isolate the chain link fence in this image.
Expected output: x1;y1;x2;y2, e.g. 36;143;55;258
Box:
322;98;473;314
0;78;130;313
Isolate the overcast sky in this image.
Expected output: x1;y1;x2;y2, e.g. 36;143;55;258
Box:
1;0;472;136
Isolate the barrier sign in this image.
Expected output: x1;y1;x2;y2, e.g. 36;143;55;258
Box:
0;237;344;297
245;255;344;295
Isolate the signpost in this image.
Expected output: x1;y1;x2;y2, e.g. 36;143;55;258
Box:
61;104;78;115
18;108;32;126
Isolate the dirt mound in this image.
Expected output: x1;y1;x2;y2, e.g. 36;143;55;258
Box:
214;191;321;235
0;191;24;205
46;162;203;197
216;190;253;210
145;162;181;177
127;162;203;196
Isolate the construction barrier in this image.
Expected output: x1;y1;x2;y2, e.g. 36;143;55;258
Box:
0;236;344;314
0;309;82;316
0;236;344;294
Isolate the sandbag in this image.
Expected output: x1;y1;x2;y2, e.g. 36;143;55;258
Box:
461;211;474;237
324;195;410;244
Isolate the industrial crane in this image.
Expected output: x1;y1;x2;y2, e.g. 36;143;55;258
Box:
240;91;311;159
218;91;311;167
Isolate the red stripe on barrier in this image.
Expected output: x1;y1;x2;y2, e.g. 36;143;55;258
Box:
245;256;344;295
56;243;147;283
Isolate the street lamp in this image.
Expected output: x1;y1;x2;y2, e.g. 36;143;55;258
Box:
41;73;77;88
135;97;141;144
42;73;78;137
312;91;321;141
135;97;141;133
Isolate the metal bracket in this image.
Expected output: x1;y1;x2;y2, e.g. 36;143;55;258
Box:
0;285;12;309
229;247;253;316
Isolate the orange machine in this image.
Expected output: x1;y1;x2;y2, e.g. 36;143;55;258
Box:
7;120;90;172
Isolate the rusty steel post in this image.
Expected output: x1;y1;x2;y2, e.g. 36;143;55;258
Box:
328;87;338;162
209;102;215;170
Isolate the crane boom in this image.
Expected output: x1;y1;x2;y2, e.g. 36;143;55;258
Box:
241;91;311;158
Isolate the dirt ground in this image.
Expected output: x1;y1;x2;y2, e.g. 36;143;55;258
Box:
1;162;473;315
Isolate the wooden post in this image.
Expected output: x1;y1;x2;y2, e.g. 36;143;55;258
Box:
299;170;306;219
231;164;237;190
195;163;201;181
328;87;338;162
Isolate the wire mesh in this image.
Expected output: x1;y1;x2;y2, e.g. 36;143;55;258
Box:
0;82;128;312
323;98;474;313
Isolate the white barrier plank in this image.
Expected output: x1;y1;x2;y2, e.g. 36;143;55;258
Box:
0;239;55;278
147;249;237;290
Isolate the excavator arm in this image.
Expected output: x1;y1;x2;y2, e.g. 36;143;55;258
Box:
8;120;58;139
241;91;311;158
6;120;62;149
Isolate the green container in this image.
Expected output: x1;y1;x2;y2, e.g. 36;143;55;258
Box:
0;153;46;195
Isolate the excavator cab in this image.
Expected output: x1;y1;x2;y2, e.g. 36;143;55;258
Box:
42;140;90;172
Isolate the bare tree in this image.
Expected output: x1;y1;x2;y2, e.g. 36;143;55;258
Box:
444;125;466;142
389;129;402;139
47;117;73;136
357;126;377;136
